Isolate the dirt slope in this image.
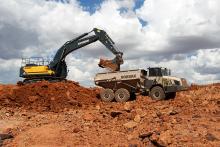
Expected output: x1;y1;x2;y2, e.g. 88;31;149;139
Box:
0;82;219;146
0;81;99;112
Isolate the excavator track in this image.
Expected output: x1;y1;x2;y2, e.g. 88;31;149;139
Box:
17;77;67;85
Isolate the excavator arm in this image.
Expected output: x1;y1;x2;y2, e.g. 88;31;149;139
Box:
93;28;123;71
49;28;123;78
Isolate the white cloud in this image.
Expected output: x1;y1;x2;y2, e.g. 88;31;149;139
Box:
117;0;135;9
123;48;220;84
0;59;21;83
136;0;220;52
0;0;220;85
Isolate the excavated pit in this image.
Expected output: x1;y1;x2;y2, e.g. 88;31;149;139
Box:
0;82;220;146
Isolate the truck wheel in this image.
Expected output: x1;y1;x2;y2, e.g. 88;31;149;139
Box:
115;88;130;102
100;89;115;102
166;92;176;99
150;86;165;100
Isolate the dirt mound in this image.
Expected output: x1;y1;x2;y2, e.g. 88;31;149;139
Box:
1;83;220;146
0;81;99;112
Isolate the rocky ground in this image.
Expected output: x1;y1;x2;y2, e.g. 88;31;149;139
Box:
0;81;220;146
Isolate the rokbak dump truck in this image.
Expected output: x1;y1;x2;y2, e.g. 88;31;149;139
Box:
94;67;188;102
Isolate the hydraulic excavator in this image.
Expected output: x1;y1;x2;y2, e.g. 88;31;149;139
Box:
19;28;123;83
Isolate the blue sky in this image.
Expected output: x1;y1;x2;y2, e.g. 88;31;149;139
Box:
78;0;147;26
78;0;103;13
78;0;145;13
54;0;147;26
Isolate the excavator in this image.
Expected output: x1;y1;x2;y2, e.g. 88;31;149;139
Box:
19;28;123;83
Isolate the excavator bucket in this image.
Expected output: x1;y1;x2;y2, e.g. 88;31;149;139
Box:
98;58;119;71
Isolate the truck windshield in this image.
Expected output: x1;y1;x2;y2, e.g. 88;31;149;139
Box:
161;68;171;76
149;68;171;76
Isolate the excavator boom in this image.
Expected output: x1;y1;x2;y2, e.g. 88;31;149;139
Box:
49;28;123;78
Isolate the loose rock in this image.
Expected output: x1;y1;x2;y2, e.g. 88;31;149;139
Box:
123;121;138;129
134;115;141;122
124;102;132;111
205;133;219;141
83;113;96;121
139;131;153;139
110;111;122;118
158;130;172;146
28;96;38;102
0;133;13;140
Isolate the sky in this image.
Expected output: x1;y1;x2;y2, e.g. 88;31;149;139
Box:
0;0;220;86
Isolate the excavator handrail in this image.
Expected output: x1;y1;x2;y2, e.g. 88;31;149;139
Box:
21;57;50;66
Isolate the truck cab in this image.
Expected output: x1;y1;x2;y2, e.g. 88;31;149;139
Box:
145;67;188;100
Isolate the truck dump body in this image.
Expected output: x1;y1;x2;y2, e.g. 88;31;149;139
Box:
94;69;146;92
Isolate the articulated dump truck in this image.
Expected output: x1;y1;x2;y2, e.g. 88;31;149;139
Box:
94;67;188;102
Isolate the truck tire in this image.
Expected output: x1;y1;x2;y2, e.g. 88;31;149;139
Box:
166;92;176;99
100;89;115;102
115;88;130;102
150;86;165;100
